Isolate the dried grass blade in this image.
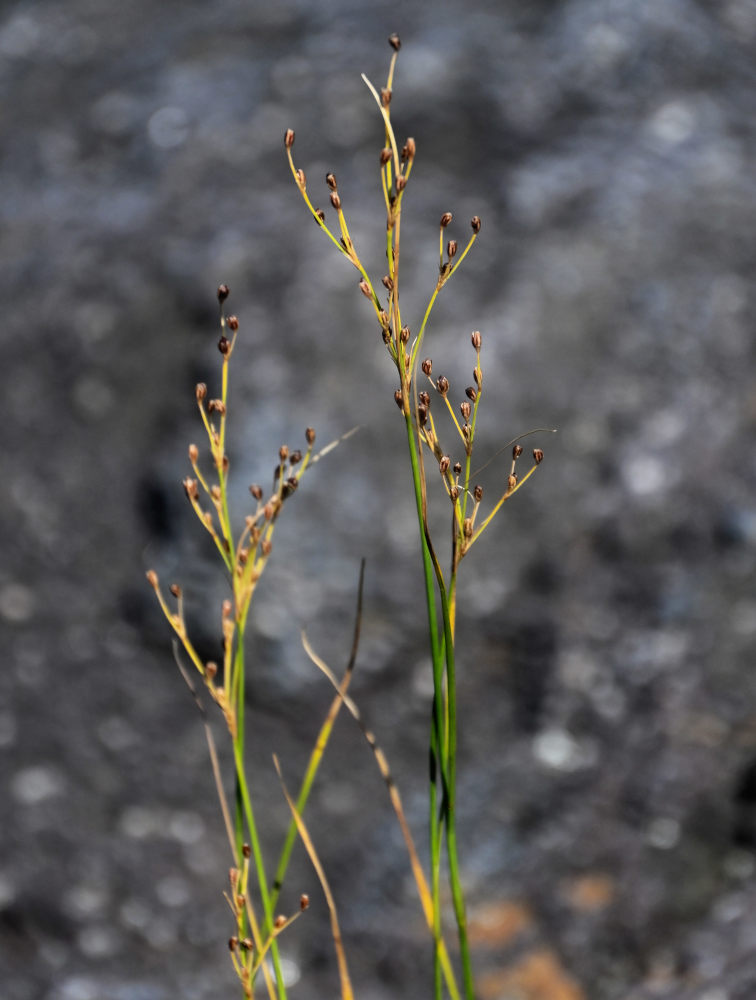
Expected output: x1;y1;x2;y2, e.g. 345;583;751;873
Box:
273;755;354;1000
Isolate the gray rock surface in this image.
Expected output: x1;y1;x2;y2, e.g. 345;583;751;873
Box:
3;1;756;998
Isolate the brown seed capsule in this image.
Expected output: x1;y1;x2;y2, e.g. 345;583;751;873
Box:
249;484;262;501
380;147;392;165
471;216;482;233
206;661;218;679
290;450;302;465
242;843;251;859
436;375;449;395
207;399;226;414
183;478;199;501
315;208;325;222
300;893;310;910
274;914;286;929
471;330;482;350
508;473;518;491
453;462;462;476
261;539;272;556
388;33;401;51
296;168;306;190
465;386;477;402
306;427;316;446
421;358;433;376
218;335;230;355
169;583;182;598
217;283;230;302
330;191;341;211
382;274;394;291
533;448;544;465
229;936;238;952
439;455;451;474
146;570;158;588
419;391;430;407
400;325;410;343
279;445;289;463
228;315;239;332
418;404;428;426
464;517;474;538
241;937;254;952
188;444;199;463
447;239;458;258
396;175;406;191
473;367;482;388
460;400;471;421
404;137;416;159
450;485;459;501
283;476;299;496
284;128;295;148
473;484;483;503
359;279;371;298
394;389;404;409
196;382;207;402
326;172;337;191
440;212;453;228
513;444;523;459
381;87;392;107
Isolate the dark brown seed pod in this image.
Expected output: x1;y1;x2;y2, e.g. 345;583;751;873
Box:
418;404;428;426
394;389;404;409
326;172;337;191
388;33;401;51
330;191;341;211
249;484;262;500
513;444;523;459
382;275;394;291
306;427;316;446
400;325;410;343
453;462;462;476
227;315;239;331
404;137;416;159
421;358;433;376
465;386;477;402
261;539;272;556
315;208;325;222
296;168;306;190
196;382;207;402
464;517;473;538
460;400;471;421
436;375;449;395
380;147;392;165
300;894;310;910
284;129;295;149
359;279;372;298
439;455;451;474
381;87;392;107
183;478;199;501
471;329;482;349
471;216;482;233
188;443;199;463
217;283;230;302
440;212;453;228
279;445;289;462
447;239;458;258
473;367;482;388
450;485;459;501
474;484;483;502
242;843;251;859
206;661;218;679
508;473;518;491
419;391;430;407
169;583;182;598
533;448;544;464
396;175;406;191
289;450;302;465
229;937;238;951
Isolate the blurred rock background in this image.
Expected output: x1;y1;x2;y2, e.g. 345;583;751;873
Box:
3;1;756;998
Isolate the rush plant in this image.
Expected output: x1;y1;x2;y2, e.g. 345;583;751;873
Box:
285;32;550;1000
146;32;549;1000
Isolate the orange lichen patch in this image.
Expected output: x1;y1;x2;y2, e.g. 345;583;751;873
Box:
468;900;534;947
562;873;615;912
479;948;586;1000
